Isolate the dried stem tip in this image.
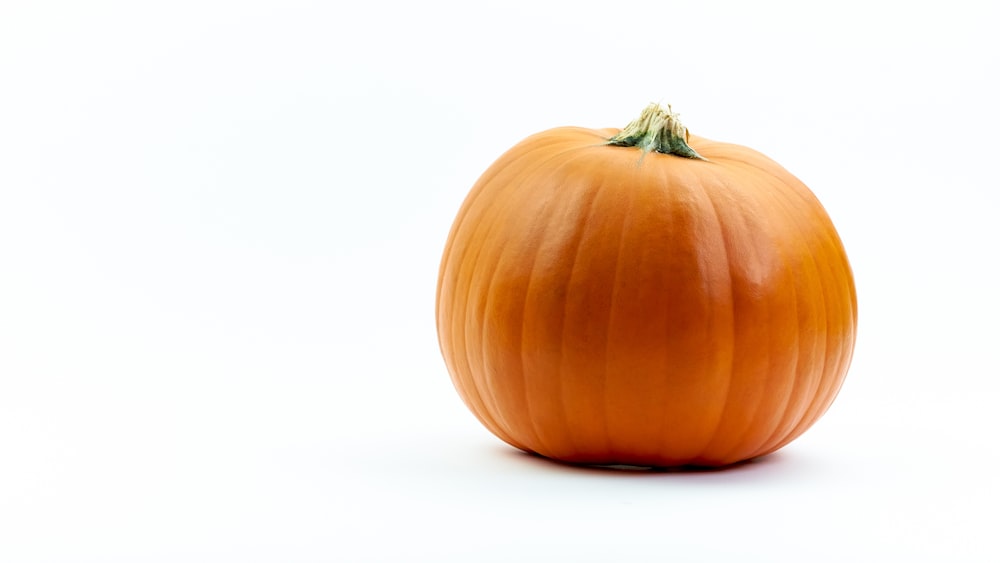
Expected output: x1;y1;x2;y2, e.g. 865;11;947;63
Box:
607;103;705;160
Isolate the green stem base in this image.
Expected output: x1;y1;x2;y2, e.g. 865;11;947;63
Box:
607;103;705;160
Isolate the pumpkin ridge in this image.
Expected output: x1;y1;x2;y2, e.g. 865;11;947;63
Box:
517;149;620;459
649;161;680;464
474;142;606;454
788;228;838;441
751;171;832;455
687;172;740;464
767;174;857;436
780;212;856;444
511;192;558;457
553;159;613;459
740;149;857;449
450;139;590;446
602;157;640;463
769;276;829;451
823;256;858;402
453;181;524;445
710;166;799;462
438;136;591;315
443;232;504;441
786;185;856;442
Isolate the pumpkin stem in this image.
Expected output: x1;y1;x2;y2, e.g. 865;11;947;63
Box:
607;103;706;160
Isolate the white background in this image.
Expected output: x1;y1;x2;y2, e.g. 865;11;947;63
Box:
2;1;998;561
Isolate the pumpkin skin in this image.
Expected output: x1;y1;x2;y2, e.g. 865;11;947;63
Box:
436;108;857;467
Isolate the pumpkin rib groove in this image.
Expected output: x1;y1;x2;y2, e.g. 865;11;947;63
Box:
636;161;676;464
554;159;611;460
650;161;680;465
689;171;743;464
475;141;610;454
752;171;832;454
438;136;590;319
720;168;785;463
455;188;523;445
782;184;852;445
518;149;617;459
602;161;639;462
739;204;783;461
471;147;589;452
444;236;501;440
512;205;557;457
822;262;857;405
755;207;816;454
457;158;551;445
788;233;839;440
676;166;739;465
439;135;594;307
454;141;588;447
702;167;784;463
817;211;858;411
436;140;572;443
752;170;825;457
716;163;806;459
782;223;855;443
792;197;857;430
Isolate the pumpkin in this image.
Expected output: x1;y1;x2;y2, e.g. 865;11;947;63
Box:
436;103;857;467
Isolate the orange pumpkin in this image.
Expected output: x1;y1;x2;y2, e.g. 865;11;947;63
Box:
436;103;857;467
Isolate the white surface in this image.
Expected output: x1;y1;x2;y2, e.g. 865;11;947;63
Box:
2;1;998;561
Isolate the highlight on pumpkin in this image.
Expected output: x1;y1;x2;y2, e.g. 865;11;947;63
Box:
436;102;857;468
